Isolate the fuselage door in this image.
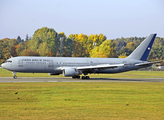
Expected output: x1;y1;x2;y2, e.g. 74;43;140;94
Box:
49;60;53;67
19;59;23;67
90;61;94;66
46;60;54;72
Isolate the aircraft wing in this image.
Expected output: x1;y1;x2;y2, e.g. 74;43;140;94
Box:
135;61;162;67
76;64;124;70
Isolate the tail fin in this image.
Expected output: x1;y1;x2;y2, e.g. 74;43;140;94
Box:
127;34;157;61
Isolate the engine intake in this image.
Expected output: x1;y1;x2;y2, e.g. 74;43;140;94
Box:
63;68;80;77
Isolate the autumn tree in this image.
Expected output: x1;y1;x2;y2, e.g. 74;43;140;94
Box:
118;42;136;57
63;38;74;57
13;45;18;56
86;34;107;55
90;40;116;58
0;40;4;59
0;28;164;61
148;37;164;60
28;27;59;56
21;49;40;56
3;47;11;60
8;39;18;57
16;36;23;44
69;34;81;57
77;33;89;57
67;33;107;57
37;42;48;56
118;53;127;58
0;38;17;58
16;42;25;56
87;34;94;52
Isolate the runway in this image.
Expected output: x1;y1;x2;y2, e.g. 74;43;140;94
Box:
0;77;164;82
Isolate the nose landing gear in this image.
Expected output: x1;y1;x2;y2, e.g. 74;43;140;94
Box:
13;72;17;79
13;75;17;79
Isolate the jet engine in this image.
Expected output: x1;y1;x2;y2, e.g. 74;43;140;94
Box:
63;68;81;77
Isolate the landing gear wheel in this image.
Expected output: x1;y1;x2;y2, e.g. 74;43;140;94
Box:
13;75;17;79
72;76;80;79
12;72;17;79
81;76;90;79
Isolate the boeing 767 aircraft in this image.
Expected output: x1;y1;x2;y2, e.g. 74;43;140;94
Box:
1;34;162;79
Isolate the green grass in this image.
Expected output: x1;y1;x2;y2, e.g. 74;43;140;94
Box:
0;82;164;120
0;68;164;78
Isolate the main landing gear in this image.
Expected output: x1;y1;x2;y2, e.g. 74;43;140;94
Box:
13;72;17;79
81;72;90;79
72;75;90;79
81;76;90;79
72;72;90;79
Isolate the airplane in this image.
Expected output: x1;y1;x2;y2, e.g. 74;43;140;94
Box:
1;34;162;79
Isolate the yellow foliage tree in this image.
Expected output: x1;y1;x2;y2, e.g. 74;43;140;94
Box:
3;47;11;60
126;42;135;50
118;53;127;58
59;32;65;35
90;40;115;58
37;42;48;56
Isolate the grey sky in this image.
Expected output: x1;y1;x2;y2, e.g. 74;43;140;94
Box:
0;0;164;40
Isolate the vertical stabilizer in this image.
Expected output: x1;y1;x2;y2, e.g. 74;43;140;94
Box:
127;34;156;61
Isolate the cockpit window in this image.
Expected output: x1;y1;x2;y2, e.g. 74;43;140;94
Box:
5;60;12;63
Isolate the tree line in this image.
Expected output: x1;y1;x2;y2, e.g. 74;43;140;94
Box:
0;27;164;64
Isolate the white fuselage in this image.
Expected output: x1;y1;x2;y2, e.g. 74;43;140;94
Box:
2;56;145;74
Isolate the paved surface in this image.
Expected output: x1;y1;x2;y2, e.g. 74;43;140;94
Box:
0;77;164;82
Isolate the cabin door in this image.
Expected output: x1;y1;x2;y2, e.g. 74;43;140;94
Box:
18;59;23;67
47;60;53;71
49;60;53;67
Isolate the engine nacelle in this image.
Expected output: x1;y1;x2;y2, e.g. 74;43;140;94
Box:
63;68;80;77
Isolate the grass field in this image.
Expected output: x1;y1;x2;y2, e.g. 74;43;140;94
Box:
0;68;164;119
0;82;164;120
0;68;164;78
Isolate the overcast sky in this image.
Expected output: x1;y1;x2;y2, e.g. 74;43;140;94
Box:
0;0;164;40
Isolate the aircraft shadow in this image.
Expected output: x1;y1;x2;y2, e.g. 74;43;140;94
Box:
85;78;144;82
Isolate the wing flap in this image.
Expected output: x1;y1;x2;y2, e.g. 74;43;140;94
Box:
77;64;124;70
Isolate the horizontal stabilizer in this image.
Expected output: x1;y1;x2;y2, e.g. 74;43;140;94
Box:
135;61;162;66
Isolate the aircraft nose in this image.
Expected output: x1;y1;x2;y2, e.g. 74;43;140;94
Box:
1;63;4;68
1;63;7;69
1;62;13;71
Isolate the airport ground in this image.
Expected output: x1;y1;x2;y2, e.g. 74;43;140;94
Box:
0;77;164;83
0;68;164;119
1;68;164;79
0;82;164;120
